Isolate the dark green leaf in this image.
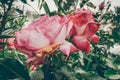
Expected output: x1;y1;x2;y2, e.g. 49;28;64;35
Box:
0;0;8;4
0;42;6;45
30;67;44;80
113;59;120;65
38;0;44;11
86;2;96;9
53;0;58;7
20;0;27;4
16;9;23;14
0;58;30;80
104;69;120;79
43;1;50;13
75;73;82;79
0;35;14;38
49;11;57;16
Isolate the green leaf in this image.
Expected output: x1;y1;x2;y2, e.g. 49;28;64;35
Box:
86;2;96;9
70;52;79;60
113;59;120;69
104;69;120;79
0;35;14;38
16;9;23;14
113;59;120;65
75;73;82;79
106;58;116;69
38;0;44;11
20;0;27;4
0;0;8;4
0;42;6;45
43;1;50;14
53;0;58;7
0;58;30;80
30;67;44;80
61;66;73;77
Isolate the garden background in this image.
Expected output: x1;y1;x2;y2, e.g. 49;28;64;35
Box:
0;0;120;80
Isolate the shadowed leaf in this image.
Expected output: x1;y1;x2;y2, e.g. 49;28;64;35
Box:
0;58;30;80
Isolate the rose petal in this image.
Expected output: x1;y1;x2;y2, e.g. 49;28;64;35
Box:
73;36;90;53
59;41;78;57
89;34;100;43
82;22;99;38
27;29;49;50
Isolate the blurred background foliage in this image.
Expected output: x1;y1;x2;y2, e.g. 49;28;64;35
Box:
0;0;120;80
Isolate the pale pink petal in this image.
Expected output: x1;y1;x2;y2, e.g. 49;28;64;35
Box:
15;45;33;56
27;29;49;50
54;25;67;44
23;15;49;29
15;30;29;47
66;21;74;36
41;17;62;41
59;41;78;57
74;24;87;35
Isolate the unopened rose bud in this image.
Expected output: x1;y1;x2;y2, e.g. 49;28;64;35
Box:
0;39;3;51
99;2;105;10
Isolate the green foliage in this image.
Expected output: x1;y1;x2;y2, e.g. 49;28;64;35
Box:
0;0;120;80
20;0;27;4
111;6;120;43
0;35;14;38
0;58;30;80
42;0;50;14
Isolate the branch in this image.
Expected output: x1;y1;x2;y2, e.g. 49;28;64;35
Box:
0;0;14;34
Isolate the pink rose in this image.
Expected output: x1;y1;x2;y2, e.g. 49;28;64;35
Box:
15;15;77;67
15;15;66;53
68;8;99;53
7;8;100;68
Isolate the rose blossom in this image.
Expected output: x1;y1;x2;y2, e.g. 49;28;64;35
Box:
68;8;100;53
14;15;78;67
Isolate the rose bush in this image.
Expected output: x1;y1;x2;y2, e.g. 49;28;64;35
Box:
7;8;100;68
1;0;120;79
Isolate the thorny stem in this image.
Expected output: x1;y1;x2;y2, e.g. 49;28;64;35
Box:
0;0;14;34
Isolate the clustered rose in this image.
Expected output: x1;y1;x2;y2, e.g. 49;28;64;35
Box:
0;39;3;51
7;8;100;68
